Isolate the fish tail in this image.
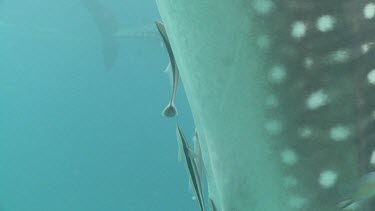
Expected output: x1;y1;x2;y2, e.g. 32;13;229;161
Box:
337;198;354;210
162;103;177;117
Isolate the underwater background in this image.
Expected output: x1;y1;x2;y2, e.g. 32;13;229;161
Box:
0;0;198;210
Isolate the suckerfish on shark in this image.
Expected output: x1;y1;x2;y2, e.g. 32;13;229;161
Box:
187;130;204;197
193;130;204;194
155;21;179;118
209;198;218;211
338;171;375;210
176;125;205;211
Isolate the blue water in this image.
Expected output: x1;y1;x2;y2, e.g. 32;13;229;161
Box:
0;1;197;210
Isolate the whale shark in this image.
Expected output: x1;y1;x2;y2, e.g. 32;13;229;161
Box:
156;0;375;210
0;1;158;70
80;0;119;70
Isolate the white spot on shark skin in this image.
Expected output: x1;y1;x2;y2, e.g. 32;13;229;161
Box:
268;65;287;84
299;126;312;138
265;95;279;108
288;195;308;209
330;49;350;63
343;203;360;210
265;119;282;135
319;170;338;188
252;0;274;14
364;3;375;19
256;34;271;49
291;21;307;39
281;148;298;165
316;15;336;32
283;176;298;188
306;89;329;110
330;126;350;141
361;42;374;54
303;57;314;69
370;150;375;166
367;69;375;84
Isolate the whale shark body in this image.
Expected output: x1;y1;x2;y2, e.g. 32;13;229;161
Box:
156;0;375;210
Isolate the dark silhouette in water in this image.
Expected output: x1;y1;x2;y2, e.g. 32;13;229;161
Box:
80;0;119;70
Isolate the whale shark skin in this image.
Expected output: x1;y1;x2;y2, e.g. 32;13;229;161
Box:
156;0;375;210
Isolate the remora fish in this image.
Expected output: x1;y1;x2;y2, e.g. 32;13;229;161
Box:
338;171;375;209
156;21;179;117
193;130;204;192
187;130;204;194
176;125;205;211
209;198;218;211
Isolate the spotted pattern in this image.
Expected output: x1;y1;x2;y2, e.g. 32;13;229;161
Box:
256;0;375;210
306;89;329;110
364;3;375;19
371;150;375;165
367;69;375;84
252;0;274;14
291;21;307;39
265;119;283;135
303;57;314;69
316;15;336;32
268;65;287;84
299;126;312;138
319;170;338;188
281;148;298;165
329;125;350;141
